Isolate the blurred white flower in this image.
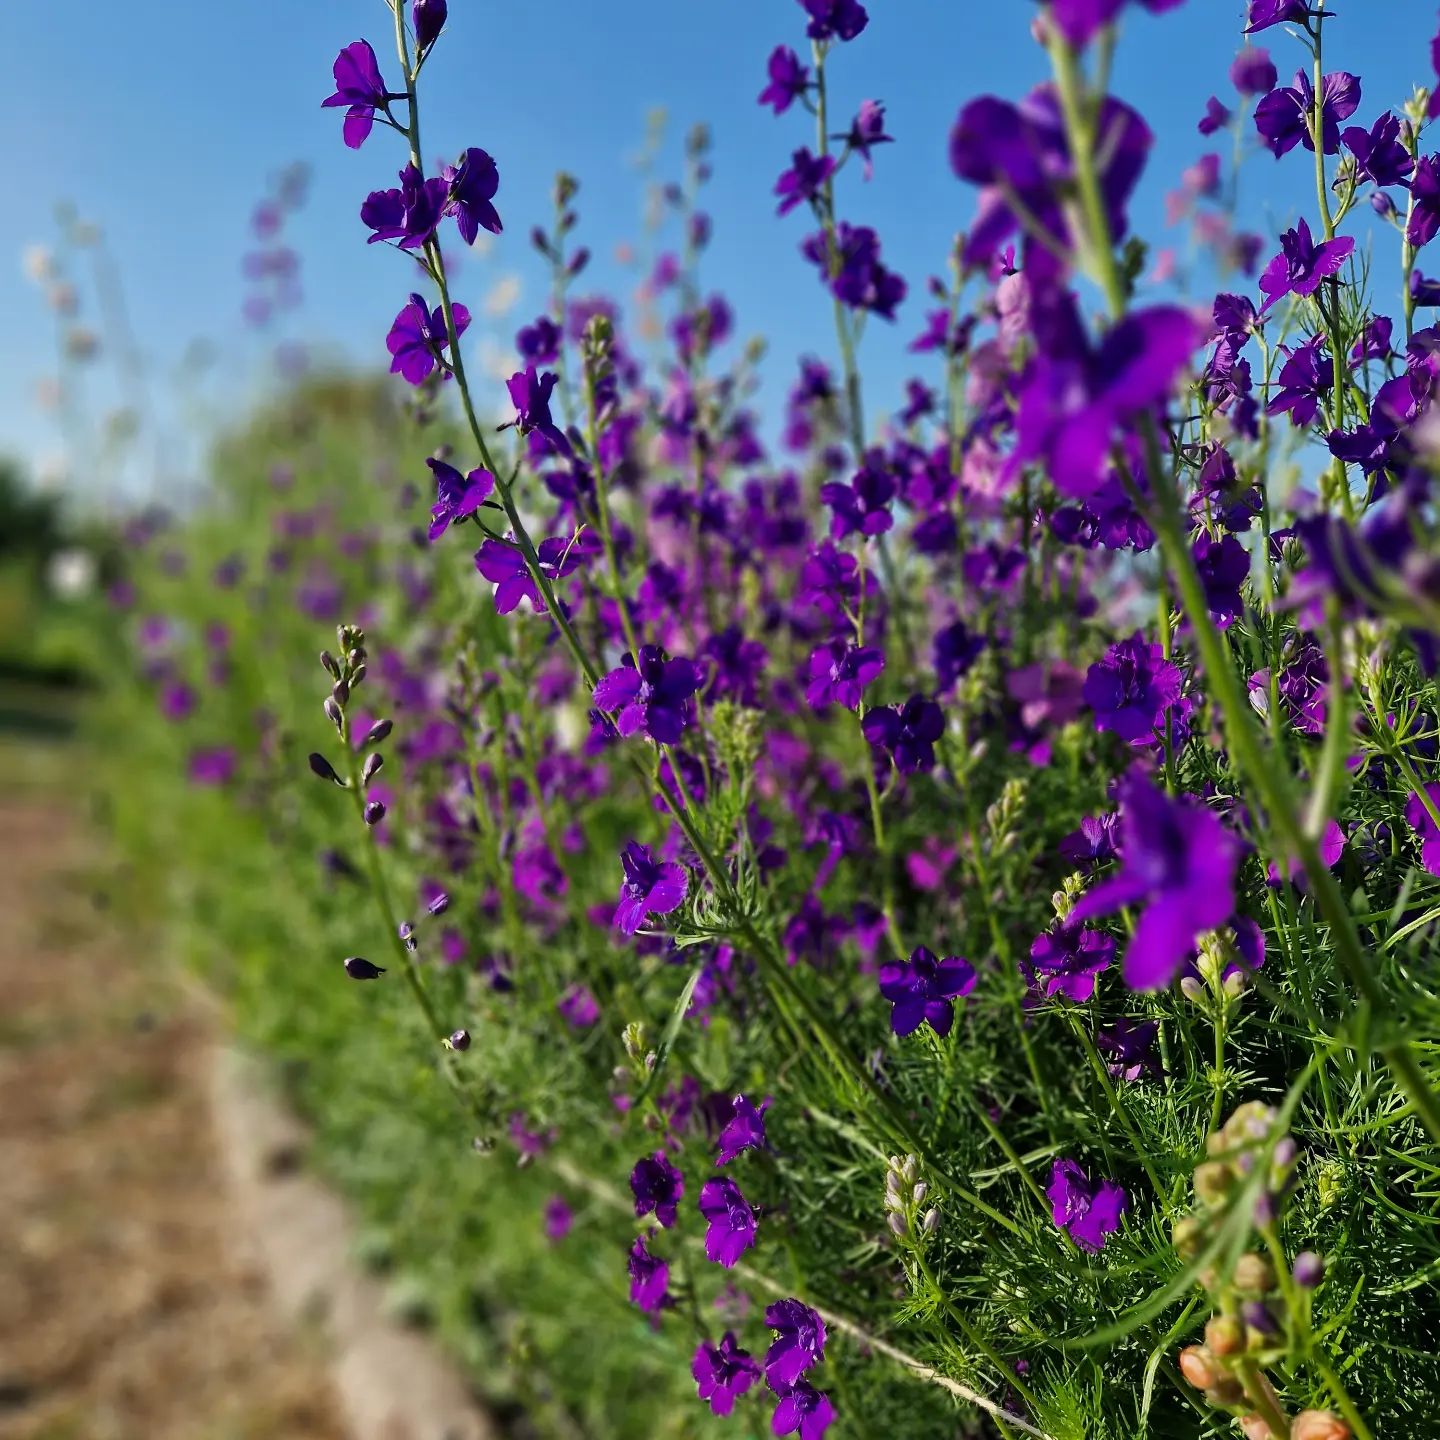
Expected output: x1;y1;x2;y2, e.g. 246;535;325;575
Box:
48;547;97;599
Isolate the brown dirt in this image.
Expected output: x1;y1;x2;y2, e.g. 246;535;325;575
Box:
0;738;348;1440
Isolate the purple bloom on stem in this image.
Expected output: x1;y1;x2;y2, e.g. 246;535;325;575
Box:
1405;786;1440;875
819;462;895;538
361;164;447;249
558;983;600;1028
1266;337;1330;426
1045;0;1186;48
321;40;391;150
1193;531;1250;627
593;646;701;743
1025;921;1116;1002
1407;156;1440;249
801;223;906;319
628;1235;670;1313
772;1382;836;1440
1048;1159;1128;1252
443;147;503;243
1060;812;1120;867
878;946;977;1038
631;1151;685;1228
188;746;237;786
800;0;868;42
1230;48;1278;95
473;534;584;614
834;99;892;179
1258;219;1354;312
425;458;494;540
1342;113;1413;188
387;292;469;385
775;148;836;216
806;641;884;710
1083;633;1183;743
543;1194;573;1242
1096;1017;1161;1080
1255;70;1360;158
506;366;570;455
692;1333;761;1417
716;1095;768;1165
1072;771;1241;990
759;45;810;114
698;1177;758;1266
862;696;945;773
763;1299;827;1389
934;620;984;692
412;0;446;52
516;314;561;364
614;841;688;936
1198;96;1232;136
1245;0;1311;32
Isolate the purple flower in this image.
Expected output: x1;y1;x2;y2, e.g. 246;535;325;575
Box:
776;148;836;216
759;45;810;114
693;1333;762;1417
593;646;701;743
506;366;571;455
442;147;503;243
878;946;977;1038
1047;1159;1128;1252
1258;219;1354;312
188;746;237;786
800;0;868;42
387;292;469;385
1342;113;1414;188
772;1382;836;1440
1193;531;1250;627
1407;155;1440;249
1198;96;1232;136
558;983;600;1028
764;1299;827;1389
1245;0;1311;32
1025;921;1116;1002
321;40;392;150
425;458;494;540
806;642;884;710
801;223;906;319
543;1195;574;1242
1096;1017;1161;1081
1060;812;1120;867
614;841;688;936
473;534;585;614
698;1177;758;1267
1072;771;1241;990
1255;69;1360;158
413;0;447;52
517;314;561;364
862;696;945;773
834;99;892;179
631;1151;685;1228
716;1094;768;1164
628;1235;670;1313
361;164;447;249
1044;0;1186;47
1083;633;1184;743
819;462;896;538
1405;786;1440;875
1267;337;1330;427
933;620;984;692
1231;48;1278;95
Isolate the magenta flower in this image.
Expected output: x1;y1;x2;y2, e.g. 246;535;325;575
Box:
506;366;570;455
763;1299;826;1389
473;534;585;614
772;1382;836;1440
558;983;600;1028
1083;633;1183;743
425;458;494;540
321;40;393;150
361;164;447;249
698;1177;758;1267
801;223;906;319
1255;69;1360;157
443;147;503;243
542;1195;573;1242
1405;786;1440;875
1048;1159;1127;1252
1025;921;1116;1002
775;148;837;216
758;45;810;114
387;292;469;385
806;642;885;710
1072;771;1241;990
631;1151;685;1228
834;99;893;179
1198;96;1232;136
593;646;701;743
716;1094;768;1165
862;696;945;774
820;462;896;538
1231;47;1278;94
627;1235;670;1313
692;1333;761;1416
614;841;687;936
878;946;977;1037
1267;337;1330;426
188;746;237;786
1258;219;1354;312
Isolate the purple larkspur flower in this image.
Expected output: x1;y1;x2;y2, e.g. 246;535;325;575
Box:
1045;0;1187;47
1083;633;1183;743
413;0;446;52
321;40;392;149
1025;921;1116;1002
425;458;494;540
506;366;571;455
772;1382;836;1440
775;148;837;216
543;1194;573;1242
1193;531;1250;627
558;983;600;1028
806;641;884;710
593;646;701;743
716;1094;768;1164
800;0;868;42
1406;786;1440;875
698;1177;758;1267
764;1299;827;1389
161;681;196;721
835;99;892;179
1096;1017;1161;1081
1198;96;1232;136
473;533;585;614
1048;1159;1128;1252
1258;219;1354;312
692;1333;761;1417
1267;337;1330;427
1407;155;1440;249
628;1235;670;1313
878;946;977;1037
443;147;503;243
1060;812;1120;868
614;840;688;936
1245;0;1311;32
631;1151;686;1228
759;45;810;114
1231;48;1278;95
862;696;945;773
801;223;906;319
387;292;469;385
820;462;896;538
933;620;984;693
1255;69;1360;158
1342;113;1414;188
361;163;447;249
1072;771;1241;990
516;314;561;364
188;746;237;786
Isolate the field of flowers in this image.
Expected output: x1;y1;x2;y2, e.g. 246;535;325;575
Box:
78;0;1440;1436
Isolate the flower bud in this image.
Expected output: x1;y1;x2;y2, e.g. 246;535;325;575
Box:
1241;1299;1278;1337
911;1182;928;1206
883;1190;905;1213
320;649;340;677
344;956;385;980
1239;1416;1277;1440
331;677;350;706
1291;1411;1351;1440
448;1028;470;1051
427;891;450;916
308;751;345;785
364;718;393;746
364;800;386;825
921;1207;940;1233
1205;1315;1245;1357
1234;1253;1275;1294
1172;1215;1205;1259
351;662;368;689
887;1211;908;1238
399;922;417;951
362;752;384;784
1292;1251;1324;1289
323;697;343;730
1194;1161;1234;1207
1178;1346;1220;1390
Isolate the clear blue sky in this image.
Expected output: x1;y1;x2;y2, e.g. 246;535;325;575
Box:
0;1;1427;501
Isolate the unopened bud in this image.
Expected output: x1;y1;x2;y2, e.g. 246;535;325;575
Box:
331;677;350;705
911;1182;928;1206
364;800;386;825
308;751;345;785
1241;1299;1278;1337
323;697;343;730
344;956;385;980
1292;1251;1324;1289
921;1207;940;1233
399;922;416;951
364;718;393;746
1178;1346;1220;1390
1234;1253;1275;1294
1172;1215;1205;1259
1291;1411;1351;1440
351;662;368;689
320;649;340;677
1239;1416;1276;1440
448;1028;471;1051
1194;1161;1234;1207
427;891;450;916
1205;1315;1245;1357
887;1211;908;1238
362;752;384;783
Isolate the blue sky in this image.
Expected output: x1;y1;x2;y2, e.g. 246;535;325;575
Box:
0;1;1428;501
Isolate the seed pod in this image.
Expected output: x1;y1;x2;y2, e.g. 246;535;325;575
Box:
362;752;384;784
1291;1411;1351;1440
344;957;385;980
308;751;345;785
1178;1346;1220;1390
363;718;393;746
364;801;386;825
448;1029;471;1052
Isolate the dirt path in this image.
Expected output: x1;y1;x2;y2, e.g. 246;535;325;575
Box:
0;738;347;1440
